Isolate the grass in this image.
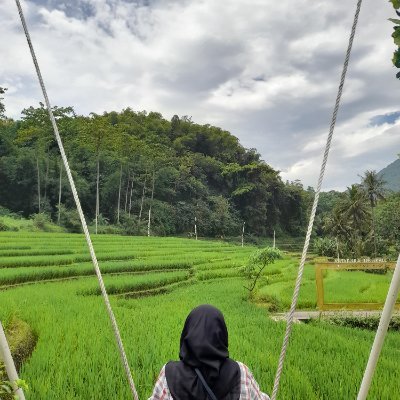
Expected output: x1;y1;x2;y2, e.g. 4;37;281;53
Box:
324;270;398;303
0;232;398;399
0;215;65;233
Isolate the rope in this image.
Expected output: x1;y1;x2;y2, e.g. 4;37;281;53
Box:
357;253;400;399
14;1;139;399
270;1;363;399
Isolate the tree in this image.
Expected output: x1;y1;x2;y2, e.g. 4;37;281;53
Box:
0;105;316;239
0;87;7;119
16;104;75;213
112;132;141;224
339;185;369;230
361;170;386;257
336;185;370;257
147;170;155;237
389;0;400;79
243;247;282;295
80;113;113;234
375;193;400;248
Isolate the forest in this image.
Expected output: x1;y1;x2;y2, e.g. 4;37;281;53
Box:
0;90;313;239
1;88;399;259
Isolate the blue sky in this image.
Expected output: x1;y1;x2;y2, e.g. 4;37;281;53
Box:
1;0;399;190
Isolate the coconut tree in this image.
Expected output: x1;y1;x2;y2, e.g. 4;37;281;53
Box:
323;208;352;258
361;170;386;257
337;185;370;257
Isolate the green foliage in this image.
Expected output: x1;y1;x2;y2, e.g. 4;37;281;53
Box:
393;26;400;46
0;88;7;119
3;318;37;372
31;213;64;233
389;1;400;77
393;48;400;68
0;378;28;400
57;205;81;233
375;193;400;256
0;233;400;398
327;315;400;331
0;106;313;238
390;0;400;9
244;247;282;293
313;237;337;258
319;175;392;259
0;318;31;400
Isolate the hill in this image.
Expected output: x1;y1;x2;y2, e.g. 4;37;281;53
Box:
378;158;400;192
0;106;314;238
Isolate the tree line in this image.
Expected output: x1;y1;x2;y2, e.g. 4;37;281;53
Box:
0;94;314;238
314;170;400;259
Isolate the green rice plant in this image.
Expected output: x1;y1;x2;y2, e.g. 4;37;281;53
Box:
324;270;399;304
0;249;74;257
0;232;399;399
196;267;243;281
0;255;77;268
77;271;190;296
0;260;193;287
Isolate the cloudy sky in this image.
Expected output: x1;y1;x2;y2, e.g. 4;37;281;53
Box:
1;0;399;190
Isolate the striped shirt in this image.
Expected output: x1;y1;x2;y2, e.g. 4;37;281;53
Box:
148;362;270;400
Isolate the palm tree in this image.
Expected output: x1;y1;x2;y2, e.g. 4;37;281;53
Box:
323;209;352;260
337;185;370;257
361;170;386;257
339;185;369;229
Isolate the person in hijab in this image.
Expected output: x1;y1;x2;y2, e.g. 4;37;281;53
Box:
148;304;270;400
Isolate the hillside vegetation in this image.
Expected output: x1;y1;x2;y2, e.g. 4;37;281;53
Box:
0;103;313;238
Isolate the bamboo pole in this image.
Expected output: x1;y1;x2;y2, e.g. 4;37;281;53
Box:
357;253;400;400
241;222;245;247
0;322;25;400
194;217;198;241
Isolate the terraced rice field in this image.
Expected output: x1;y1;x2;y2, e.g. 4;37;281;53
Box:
0;232;399;399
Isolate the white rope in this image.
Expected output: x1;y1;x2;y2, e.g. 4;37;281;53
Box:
357;253;400;399
14;1;139;399
0;321;26;400
271;1;363;399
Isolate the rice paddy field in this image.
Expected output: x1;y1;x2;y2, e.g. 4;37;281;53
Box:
0;232;399;399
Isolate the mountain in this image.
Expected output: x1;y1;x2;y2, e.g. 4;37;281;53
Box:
378;158;400;192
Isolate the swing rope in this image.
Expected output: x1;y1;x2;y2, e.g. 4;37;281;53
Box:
14;1;139;399
271;1;363;399
357;255;400;399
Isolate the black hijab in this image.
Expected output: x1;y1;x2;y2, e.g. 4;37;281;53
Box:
165;305;240;400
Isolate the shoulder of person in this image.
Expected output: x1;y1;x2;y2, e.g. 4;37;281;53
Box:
236;361;252;375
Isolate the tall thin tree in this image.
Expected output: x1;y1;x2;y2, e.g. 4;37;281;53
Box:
117;164;123;224
57;160;63;224
147;171;155;237
138;172;147;227
128;173;135;217
361;170;386;257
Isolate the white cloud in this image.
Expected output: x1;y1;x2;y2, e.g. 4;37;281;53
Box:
1;0;399;190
